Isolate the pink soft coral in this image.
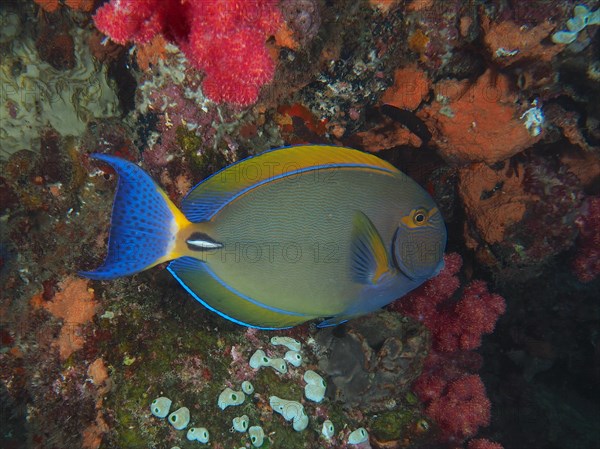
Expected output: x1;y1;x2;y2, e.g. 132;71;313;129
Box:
94;0;282;106
571;196;600;283
426;374;491;441
390;253;506;444
395;253;506;353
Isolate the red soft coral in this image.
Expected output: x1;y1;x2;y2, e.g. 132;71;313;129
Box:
395;254;505;353
94;0;282;106
196;29;276;106
94;0;164;45
571;196;600;283
390;253;506;444
426;375;491;441
468;438;505;449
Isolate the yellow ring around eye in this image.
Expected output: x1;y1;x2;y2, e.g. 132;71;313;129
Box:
401;207;438;229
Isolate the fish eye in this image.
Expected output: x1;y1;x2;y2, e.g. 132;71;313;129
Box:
412;209;428;226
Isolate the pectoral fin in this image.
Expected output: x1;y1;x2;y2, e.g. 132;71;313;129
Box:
350;211;392;284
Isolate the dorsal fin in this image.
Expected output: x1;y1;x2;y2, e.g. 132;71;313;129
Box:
181;145;399;222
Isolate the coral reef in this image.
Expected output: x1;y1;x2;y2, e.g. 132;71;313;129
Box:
459;155;585;278
1;1;599;449
425;374;491;441
484;20;562;66
381;65;430;111
34;0;94;13
279;0;321;46
392;254;505;354
468;437;504;449
31;276;98;360
0;22;119;160
418;70;542;164
571;196;600;282
390;254;505;444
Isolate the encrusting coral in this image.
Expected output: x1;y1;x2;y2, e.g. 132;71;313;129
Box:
31;276;97;360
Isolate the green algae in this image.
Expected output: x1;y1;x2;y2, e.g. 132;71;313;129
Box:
177;125;228;175
405;391;419;405
256;368;303;399
369;409;416;442
96;279;235;447
93;277;402;449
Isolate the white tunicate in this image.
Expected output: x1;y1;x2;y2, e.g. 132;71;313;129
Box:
303;370;327;401
574;5;590;18
241;380;254;395
268;357;288;374
567;14;588;32
292;408;309;431
348;427;369;445
150;396;172;418
217;387;245;410
232;415;249;432
551;30;579;44
552;5;600;45
284;350;302;367
186;428;197;441
322;420;335;439
303;370;325;386
269;395;307;431
270;336;301;351
305;383;326;403
187;427;209;443
248;425;265;447
167;407;190;430
196;427;209;443
249;349;271;369
270;395;304;421
249;349;288;374
269;395;286;414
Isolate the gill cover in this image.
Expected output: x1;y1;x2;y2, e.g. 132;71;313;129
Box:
393;207;446;279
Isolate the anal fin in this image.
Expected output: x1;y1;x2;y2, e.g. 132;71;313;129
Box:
167;257;313;329
317;315;353;328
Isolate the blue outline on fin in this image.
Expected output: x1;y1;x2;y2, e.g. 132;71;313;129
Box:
80;153;175;280
181;145;398;222
167;258;307;330
317;317;349;328
209;163;396;220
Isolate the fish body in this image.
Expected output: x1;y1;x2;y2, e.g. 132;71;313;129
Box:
81;145;446;329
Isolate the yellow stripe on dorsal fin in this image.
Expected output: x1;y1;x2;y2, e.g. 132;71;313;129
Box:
180;145;399;222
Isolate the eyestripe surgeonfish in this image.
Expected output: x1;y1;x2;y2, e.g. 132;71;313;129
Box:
81;145;446;329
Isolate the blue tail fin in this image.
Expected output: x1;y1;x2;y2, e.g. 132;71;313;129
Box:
80;154;183;280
